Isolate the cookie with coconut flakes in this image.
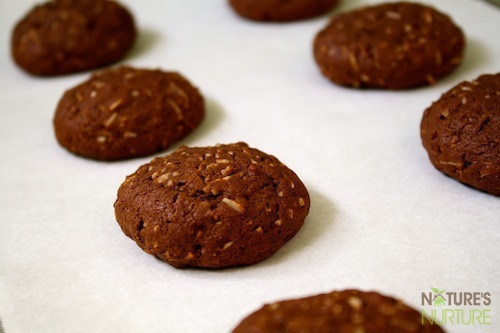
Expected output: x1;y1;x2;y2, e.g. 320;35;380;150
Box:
313;2;465;89
53;66;204;161
11;0;136;76
421;73;500;196
114;142;310;268
228;0;340;22
233;289;445;332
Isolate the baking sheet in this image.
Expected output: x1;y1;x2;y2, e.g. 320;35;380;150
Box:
0;0;499;332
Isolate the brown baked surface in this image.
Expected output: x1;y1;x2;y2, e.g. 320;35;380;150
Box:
313;2;465;89
421;73;500;196
114;142;310;268
228;0;339;22
11;0;136;76
233;289;445;332
53;66;204;161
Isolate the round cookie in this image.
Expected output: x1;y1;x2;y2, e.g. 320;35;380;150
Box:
421;73;500;196
11;0;136;76
228;0;340;22
232;289;445;332
53;66;204;161
313;2;465;89
114;142;310;268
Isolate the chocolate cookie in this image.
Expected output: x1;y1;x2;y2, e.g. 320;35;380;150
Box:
11;0;136;76
228;0;339;22
421;73;500;196
53;66;204;161
233;289;445;332
114;142;310;268
313;2;465;89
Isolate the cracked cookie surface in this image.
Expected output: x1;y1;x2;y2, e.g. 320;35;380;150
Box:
232;289;444;333
53;66;204;161
313;2;465;89
114;142;310;268
11;0;136;76
421;73;500;196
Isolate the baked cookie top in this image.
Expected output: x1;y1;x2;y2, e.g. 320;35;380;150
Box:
53;66;204;161
114;142;310;268
421;73;500;196
11;0;136;76
233;289;445;332
228;0;339;22
313;2;465;89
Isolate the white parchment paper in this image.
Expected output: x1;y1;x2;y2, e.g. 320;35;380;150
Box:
0;0;499;332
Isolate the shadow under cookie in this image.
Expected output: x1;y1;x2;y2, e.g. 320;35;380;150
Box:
123;27;162;61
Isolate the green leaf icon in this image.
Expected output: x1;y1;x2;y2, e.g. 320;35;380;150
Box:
431;287;446;306
434;297;445;306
